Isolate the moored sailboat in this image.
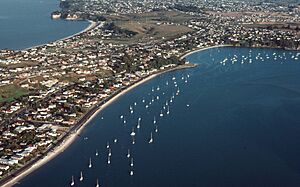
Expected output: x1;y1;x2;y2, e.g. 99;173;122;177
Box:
89;157;92;168
130;157;134;167
127;149;131;158
148;132;153;144
137;117;141;129
70;176;75;186
96;178;100;187
79;171;83;181
130;127;136;136
130;170;134;176
108;148;112;157
160;110;163;117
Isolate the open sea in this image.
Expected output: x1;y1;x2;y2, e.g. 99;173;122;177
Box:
16;47;300;187
0;0;88;50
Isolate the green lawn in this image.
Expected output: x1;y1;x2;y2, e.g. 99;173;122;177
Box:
0;84;28;103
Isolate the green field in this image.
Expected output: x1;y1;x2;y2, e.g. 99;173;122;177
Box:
103;10;195;44
0;84;28;103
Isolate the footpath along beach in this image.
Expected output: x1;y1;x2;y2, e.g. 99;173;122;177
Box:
1;62;197;187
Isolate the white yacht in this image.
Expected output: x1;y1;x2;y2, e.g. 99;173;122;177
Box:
127;149;131;158
108;148;112;157
148;132;153;144
79;171;83;181
96;179;100;187
130;157;134;167
137;118;141;129
130;170;134;176
130;127;136;136
89;157;92;168
70;176;75;186
160;110;163;117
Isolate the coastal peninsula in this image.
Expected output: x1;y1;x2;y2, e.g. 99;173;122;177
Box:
0;0;299;186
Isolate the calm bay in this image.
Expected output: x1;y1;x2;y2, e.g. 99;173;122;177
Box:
0;0;89;50
15;47;300;187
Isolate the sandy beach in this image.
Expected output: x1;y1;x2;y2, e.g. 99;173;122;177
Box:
21;20;97;51
180;45;233;60
56;20;97;42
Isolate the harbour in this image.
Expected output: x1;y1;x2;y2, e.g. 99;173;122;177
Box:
14;46;300;187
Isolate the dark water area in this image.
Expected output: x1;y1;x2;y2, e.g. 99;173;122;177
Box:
0;0;88;50
17;47;300;187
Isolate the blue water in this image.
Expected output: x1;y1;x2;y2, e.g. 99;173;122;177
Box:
17;47;300;187
0;0;89;50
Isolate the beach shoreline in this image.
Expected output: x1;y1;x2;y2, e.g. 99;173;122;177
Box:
180;45;233;60
1;63;196;187
3;44;297;186
1;43;228;187
21;20;97;51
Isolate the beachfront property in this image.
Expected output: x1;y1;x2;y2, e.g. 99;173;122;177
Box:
0;0;299;182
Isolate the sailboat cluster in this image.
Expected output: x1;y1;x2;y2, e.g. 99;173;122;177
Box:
218;50;300;66
69;73;191;186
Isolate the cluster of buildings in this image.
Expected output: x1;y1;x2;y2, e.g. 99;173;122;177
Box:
0;16;185;177
0;0;299;179
57;0;300;20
